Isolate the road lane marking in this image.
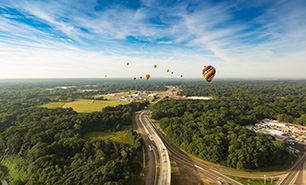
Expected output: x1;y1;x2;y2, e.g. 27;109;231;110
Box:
276;174;289;185
304;160;306;185
289;171;299;185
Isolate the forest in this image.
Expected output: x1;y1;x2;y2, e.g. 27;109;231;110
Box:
151;80;306;169
0;79;151;184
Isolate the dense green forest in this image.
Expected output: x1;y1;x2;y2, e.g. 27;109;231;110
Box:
152;80;306;169
0;103;147;184
179;80;306;125
0;79;153;184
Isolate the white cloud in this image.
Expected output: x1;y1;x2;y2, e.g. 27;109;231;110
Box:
0;0;306;78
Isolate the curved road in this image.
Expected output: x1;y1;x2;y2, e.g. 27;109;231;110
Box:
136;88;172;185
138;87;306;184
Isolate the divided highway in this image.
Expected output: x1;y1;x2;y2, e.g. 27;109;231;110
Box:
137;87;306;185
136;89;172;185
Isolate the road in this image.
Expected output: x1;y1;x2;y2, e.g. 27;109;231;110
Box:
136;88;172;185
136;112;157;185
138;87;306;185
139;110;171;185
278;153;306;185
147;111;242;185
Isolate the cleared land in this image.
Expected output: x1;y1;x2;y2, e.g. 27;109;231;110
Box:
171;160;216;185
84;131;130;145
62;99;129;113
39;102;65;109
41;99;129;113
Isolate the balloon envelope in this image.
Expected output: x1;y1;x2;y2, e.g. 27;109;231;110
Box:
145;90;148;93
167;69;169;72
202;65;216;83
133;77;136;80
145;74;150;80
105;75;107;77
154;65;157;69
171;72;174;74
127;62;129;66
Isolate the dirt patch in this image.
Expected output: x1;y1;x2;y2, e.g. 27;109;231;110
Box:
171;160;216;185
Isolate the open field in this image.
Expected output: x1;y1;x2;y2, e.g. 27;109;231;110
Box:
39;102;66;109
84;131;130;145
42;99;129;113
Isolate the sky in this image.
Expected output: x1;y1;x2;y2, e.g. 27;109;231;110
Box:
0;0;306;79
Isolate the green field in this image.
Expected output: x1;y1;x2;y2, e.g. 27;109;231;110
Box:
40;102;66;109
41;99;130;113
84;131;130;145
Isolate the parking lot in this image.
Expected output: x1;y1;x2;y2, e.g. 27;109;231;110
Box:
245;119;306;154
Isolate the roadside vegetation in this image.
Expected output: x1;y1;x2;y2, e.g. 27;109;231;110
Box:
226;175;278;185
152;80;306;170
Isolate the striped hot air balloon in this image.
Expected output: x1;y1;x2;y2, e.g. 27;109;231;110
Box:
202;65;216;85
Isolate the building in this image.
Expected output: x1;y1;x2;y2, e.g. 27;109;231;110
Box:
263;119;288;127
187;96;211;100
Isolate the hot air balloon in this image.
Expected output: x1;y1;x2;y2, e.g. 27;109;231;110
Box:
140;76;143;79
127;62;129;66
167;69;169;72
145;74;150;80
171;72;174;74
133;77;136;80
105;75;107;77
202;65;216;85
180;75;183;78
145;90;148;93
153;65;157;69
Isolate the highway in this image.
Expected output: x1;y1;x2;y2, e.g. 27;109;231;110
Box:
136;88;172;185
136;112;157;185
137;87;306;185
278;153;306;185
147;109;242;185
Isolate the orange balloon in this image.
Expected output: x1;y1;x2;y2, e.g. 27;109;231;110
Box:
153;65;157;69
145;74;150;80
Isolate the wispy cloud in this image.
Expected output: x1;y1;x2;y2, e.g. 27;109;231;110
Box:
0;0;306;78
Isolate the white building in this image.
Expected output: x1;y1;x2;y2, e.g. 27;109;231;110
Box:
187;96;211;100
263;119;288;127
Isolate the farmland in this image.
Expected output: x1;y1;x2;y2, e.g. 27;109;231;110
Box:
41;99;130;113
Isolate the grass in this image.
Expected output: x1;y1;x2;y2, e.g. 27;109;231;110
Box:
1;157;27;182
41;99;130;113
84;131;130;145
226;175;278;185
39;102;66;109
62;99;129;113
171;160;216;185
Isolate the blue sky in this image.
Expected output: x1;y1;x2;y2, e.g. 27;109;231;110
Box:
0;0;306;78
